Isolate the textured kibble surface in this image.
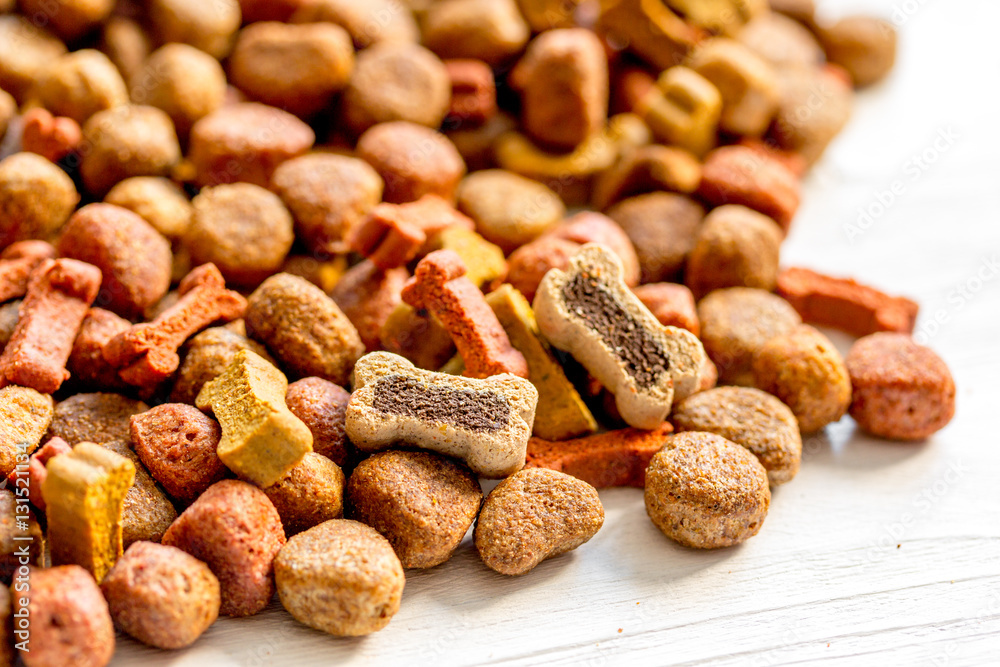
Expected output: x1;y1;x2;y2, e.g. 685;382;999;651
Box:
348;450;482;569
846;333;955;441
475;468;604;576
645;432;771;549
101;541;220;650
274;519;405;636
263;452;346;536
672;387;802;485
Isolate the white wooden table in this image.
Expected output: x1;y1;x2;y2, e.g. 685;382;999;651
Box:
113;0;1000;664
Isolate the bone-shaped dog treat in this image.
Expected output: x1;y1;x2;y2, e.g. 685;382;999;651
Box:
43;442;136;581
402;250;528;379
349;195;475;270
346;352;537;478
534;244;706;429
0;258;102;394
0;241;56;303
103;263;247;387
196;349;313;488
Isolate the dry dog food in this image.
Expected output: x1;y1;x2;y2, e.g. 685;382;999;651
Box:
593;145;702;210
698;287;802;386
0;386;52;478
645;432;770;548
685;204;784;299
58;203;172;318
348;450;482;568
104;177;193;242
421;0;529;67
162;479;286;617
20;107;82;164
379;303;458;371
672;387;802;485
633;283;700;336
245;273;364;385
776;267;919;337
752;324;852;433
0;259;102;394
188;103;315;189
15;565;115;667
475;467;604;575
534;244;706;428
698;145;801;233
290;0;419;48
147;0;240;59
0;242;56;303
427;227;507;289
285;377;353;467
629;66;721;158
262;452;346;536
130;403;228;504
596;0;701;71
47;392;148;446
229;21;354;118
687;38;778;138
525;422;675;488
818;16;897;88
33;49;127;124
402;250;528;379
330;261;408;352
346;352;537;478
356;122;467;204
274;519;405;636
43;442;135;580
103;263;247;386
349;195;474;270
99;440;178;548
486;284;597;441
169;322;276;404
456;170;564;254
607;192;705;284
196;349;313;488
0;153;79;248
845;333;956;441
101;541;221;650
270;153;383;257
341;42;450;135
445;59;498;128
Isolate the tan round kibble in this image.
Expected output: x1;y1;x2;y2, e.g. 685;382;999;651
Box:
341;42;450;135
290;0;419;48
19;0;114;42
607;192;705;284
188;102;315;188
80;104;181;196
263;453;346;536
421;0;529;67
229;21;354;118
149;0;242;59
0;153;78;247
0;16;67;104
245;273;364;385
819;15;897;88
475;468;604;576
645;432;770;549
101;541;220;650
270;153;383;256
274;519;405;636
698;287;802;386
348;451;482;569
32;49;128;125
357;122;466;203
99;17;152;85
457;170;564;253
105;177;193;240
686;204;784;299
752;324;852;433
672;386;802;485
186;183;294;287
129;43;226;139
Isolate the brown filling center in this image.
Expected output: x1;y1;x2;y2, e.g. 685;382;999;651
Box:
562;272;669;389
371;375;512;432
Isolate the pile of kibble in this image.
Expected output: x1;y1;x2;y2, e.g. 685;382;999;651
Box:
0;0;957;663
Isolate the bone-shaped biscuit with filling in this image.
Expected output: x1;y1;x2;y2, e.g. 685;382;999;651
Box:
346;352;538;478
533;243;706;429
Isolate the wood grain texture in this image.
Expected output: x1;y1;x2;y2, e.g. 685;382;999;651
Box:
109;0;1000;664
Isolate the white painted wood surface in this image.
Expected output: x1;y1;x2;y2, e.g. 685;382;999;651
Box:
112;0;1000;664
